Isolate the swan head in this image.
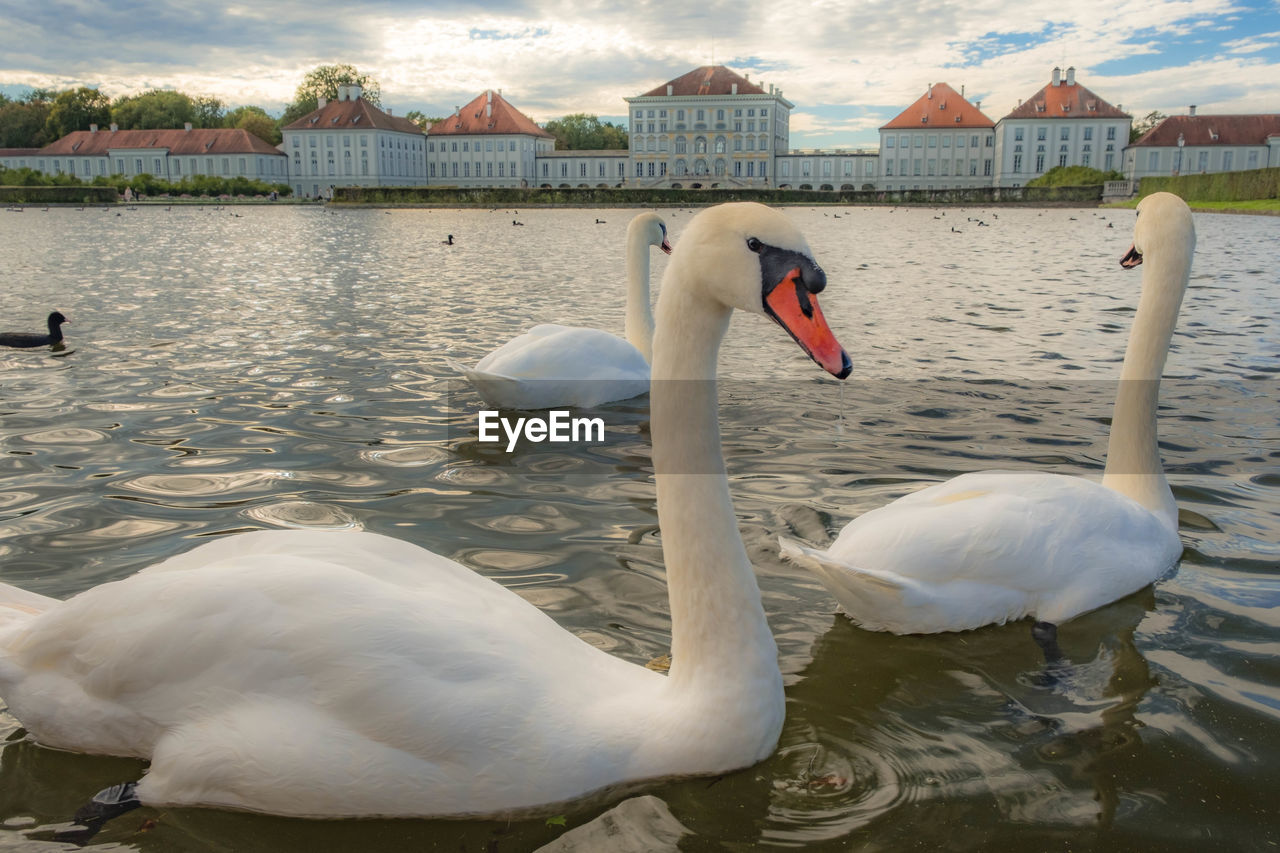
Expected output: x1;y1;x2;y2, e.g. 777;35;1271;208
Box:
675;202;851;378
631;212;673;254
1120;192;1195;269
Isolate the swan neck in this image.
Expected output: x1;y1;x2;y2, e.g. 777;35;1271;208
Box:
1101;243;1190;527
624;228;656;364
649;279;781;696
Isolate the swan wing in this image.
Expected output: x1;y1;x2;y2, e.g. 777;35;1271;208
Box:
466;325;650;408
0;530;657;815
788;472;1181;632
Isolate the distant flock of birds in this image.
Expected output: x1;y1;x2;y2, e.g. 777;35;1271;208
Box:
0;195;1202;831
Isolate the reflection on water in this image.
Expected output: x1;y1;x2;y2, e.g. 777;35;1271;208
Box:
0;205;1276;850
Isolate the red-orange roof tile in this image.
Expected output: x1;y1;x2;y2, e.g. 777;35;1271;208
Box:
880;83;994;131
640;65;766;97
39;127;283;157
283;96;422;135
426;91;552;138
1002;81;1129;120
1131;113;1280;146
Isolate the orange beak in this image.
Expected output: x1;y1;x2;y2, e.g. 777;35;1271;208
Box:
764;267;851;379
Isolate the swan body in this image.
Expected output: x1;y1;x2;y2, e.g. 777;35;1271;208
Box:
785;192;1194;634
0;311;67;348
461;213;671;409
0;202;850;818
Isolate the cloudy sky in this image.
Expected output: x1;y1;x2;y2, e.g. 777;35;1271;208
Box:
1;0;1277;148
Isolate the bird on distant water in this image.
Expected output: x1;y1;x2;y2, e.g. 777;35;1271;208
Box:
0;311;68;348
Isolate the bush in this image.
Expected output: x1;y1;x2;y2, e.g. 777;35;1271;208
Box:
1027;165;1124;188
2;167;291;199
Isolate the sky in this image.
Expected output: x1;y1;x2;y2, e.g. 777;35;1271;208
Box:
1;0;1278;149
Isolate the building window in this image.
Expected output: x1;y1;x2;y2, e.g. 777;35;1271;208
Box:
1015;127;1024;141
1223;150;1234;171
1148;151;1159;171
1035;154;1044;172
1060;127;1070;141
983;159;992;176
886;137;895;148
1198;151;1209;172
886;160;894;176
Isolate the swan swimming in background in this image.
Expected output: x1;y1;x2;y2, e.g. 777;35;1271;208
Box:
458;212;671;409
783;192;1194;645
0;311;68;348
0;202;850;820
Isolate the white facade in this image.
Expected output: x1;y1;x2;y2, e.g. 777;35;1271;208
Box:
428;134;553;187
623;67;792;187
1123;112;1280;182
281;85;426;198
425;90;555;188
993;67;1131;188
877;129;996;191
534;150;628;187
775;150;878;189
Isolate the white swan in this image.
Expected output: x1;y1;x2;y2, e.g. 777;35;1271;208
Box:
0;202;850;819
459;212;671;409
783;192;1193;639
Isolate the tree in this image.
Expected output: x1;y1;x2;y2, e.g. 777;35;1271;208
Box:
1130;110;1166;143
281;64;381;126
111;90;197;130
192;95;225;128
0;92;53;147
405;110;444;132
225;105;281;145
540;113;629;150
43;87;112;140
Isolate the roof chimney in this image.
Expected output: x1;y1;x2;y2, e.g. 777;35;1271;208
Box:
1189;104;1197;116
109;122;118;132
89;123;98;132
667;84;673;96
336;85;347;101
1065;66;1075;86
318;97;327;108
731;83;738;95
350;84;362;100
487;90;493;103
486;103;491;118
184;122;192;131
1052;66;1061;86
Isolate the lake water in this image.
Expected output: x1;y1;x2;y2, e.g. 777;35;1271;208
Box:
0;203;1276;851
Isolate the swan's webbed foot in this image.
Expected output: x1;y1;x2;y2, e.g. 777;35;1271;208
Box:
53;781;141;844
1032;621;1063;664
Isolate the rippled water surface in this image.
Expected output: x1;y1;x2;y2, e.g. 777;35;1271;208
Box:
0;204;1277;851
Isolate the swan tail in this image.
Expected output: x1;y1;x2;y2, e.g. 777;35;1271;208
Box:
779;537;951;634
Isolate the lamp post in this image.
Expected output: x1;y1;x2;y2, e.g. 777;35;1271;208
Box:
1174;133;1184;176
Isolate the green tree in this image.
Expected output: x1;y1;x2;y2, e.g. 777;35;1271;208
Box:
540;113;629;150
225;105;281;145
405;110;444;132
43;87;112;140
281;64;381;126
111;90;197;130
192;95;225;128
1025;165;1125;187
1130;110;1166;143
0;92;54;147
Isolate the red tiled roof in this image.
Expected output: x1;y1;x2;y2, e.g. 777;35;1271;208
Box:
641;65;766;97
283;96;422;135
426;91;552;137
880;82;994;130
1003;80;1128;120
0;148;40;157
39;127;283;157
1131;113;1280;147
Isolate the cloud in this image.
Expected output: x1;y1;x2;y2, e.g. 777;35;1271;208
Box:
0;0;1275;147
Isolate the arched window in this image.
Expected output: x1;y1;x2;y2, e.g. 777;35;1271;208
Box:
694;137;707;154
714;136;727;154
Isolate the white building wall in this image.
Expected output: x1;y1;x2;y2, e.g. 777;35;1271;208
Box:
427;134;553;187
623;90;792;187
877;128;994;191
995;119;1129;187
284;127;425;198
1125;142;1273;181
775;151;878;189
